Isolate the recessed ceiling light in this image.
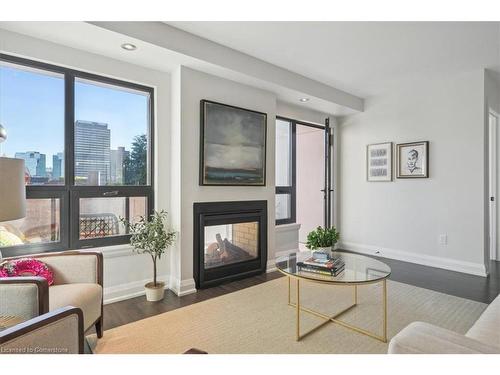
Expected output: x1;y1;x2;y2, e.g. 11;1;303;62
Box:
121;43;137;51
299;98;310;102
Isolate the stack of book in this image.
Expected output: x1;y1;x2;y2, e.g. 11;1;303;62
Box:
297;255;345;276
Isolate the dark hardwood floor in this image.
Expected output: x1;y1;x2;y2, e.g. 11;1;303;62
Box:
103;253;500;331
361;254;500;304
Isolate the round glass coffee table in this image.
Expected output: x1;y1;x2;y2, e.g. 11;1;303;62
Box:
275;250;391;342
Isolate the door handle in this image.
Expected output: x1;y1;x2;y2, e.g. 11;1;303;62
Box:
103;190;119;197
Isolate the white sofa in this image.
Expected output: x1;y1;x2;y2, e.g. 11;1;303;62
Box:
388;293;500;354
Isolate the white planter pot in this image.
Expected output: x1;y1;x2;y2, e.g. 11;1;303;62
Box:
145;281;165;302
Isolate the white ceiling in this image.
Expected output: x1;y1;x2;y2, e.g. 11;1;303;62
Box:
168;22;500;97
0;22;189;73
2;22;499;114
0;21;361;115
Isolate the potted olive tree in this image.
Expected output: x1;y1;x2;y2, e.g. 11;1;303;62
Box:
121;210;176;302
306;226;340;255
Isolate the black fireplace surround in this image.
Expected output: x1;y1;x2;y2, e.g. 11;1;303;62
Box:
193;200;267;289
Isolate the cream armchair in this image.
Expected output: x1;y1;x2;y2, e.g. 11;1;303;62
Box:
0;251;103;338
0;306;84;354
388;293;500;354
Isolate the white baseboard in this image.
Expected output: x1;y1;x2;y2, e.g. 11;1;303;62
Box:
339;241;487;277
103;275;169;305
169;276;197;296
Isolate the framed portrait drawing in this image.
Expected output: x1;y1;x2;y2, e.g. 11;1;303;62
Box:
200;100;267;186
396;141;429;178
366;142;393;182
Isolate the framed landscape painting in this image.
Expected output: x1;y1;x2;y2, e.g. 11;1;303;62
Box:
366;142;393;181
200;100;267;186
396;141;429;178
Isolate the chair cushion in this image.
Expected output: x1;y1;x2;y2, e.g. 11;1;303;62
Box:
49;283;102;331
466;295;500;348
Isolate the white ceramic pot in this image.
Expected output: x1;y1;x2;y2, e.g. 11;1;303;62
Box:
145;281;165;302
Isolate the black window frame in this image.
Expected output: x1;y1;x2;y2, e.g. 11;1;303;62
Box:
275;116;296;225
275;116;328;226
0;53;155;257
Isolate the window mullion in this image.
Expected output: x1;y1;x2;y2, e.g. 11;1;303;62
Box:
65;72;75;248
291;121;297;223
65;72;75;188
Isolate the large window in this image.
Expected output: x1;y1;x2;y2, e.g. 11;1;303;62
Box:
0;54;154;256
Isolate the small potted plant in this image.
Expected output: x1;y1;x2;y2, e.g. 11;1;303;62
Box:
306;226;340;255
121;210;176;302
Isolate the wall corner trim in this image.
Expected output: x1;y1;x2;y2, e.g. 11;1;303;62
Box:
169;276;197;296
266;260;277;273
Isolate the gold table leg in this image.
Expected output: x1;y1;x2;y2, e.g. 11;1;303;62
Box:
382;278;387;342
288;278;388;343
287;276;291;305
296;278;300;341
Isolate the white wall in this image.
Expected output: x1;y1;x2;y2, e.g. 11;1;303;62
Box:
338;70;487;276
169;67;277;294
0;29;172;303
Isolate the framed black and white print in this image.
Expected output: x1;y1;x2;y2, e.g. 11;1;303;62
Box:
200;100;267;186
396;141;429;178
366;142;393;182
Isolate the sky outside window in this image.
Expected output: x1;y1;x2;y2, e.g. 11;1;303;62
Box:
0;63;64;171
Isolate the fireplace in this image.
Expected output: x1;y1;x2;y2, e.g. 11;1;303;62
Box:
193;200;267;288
